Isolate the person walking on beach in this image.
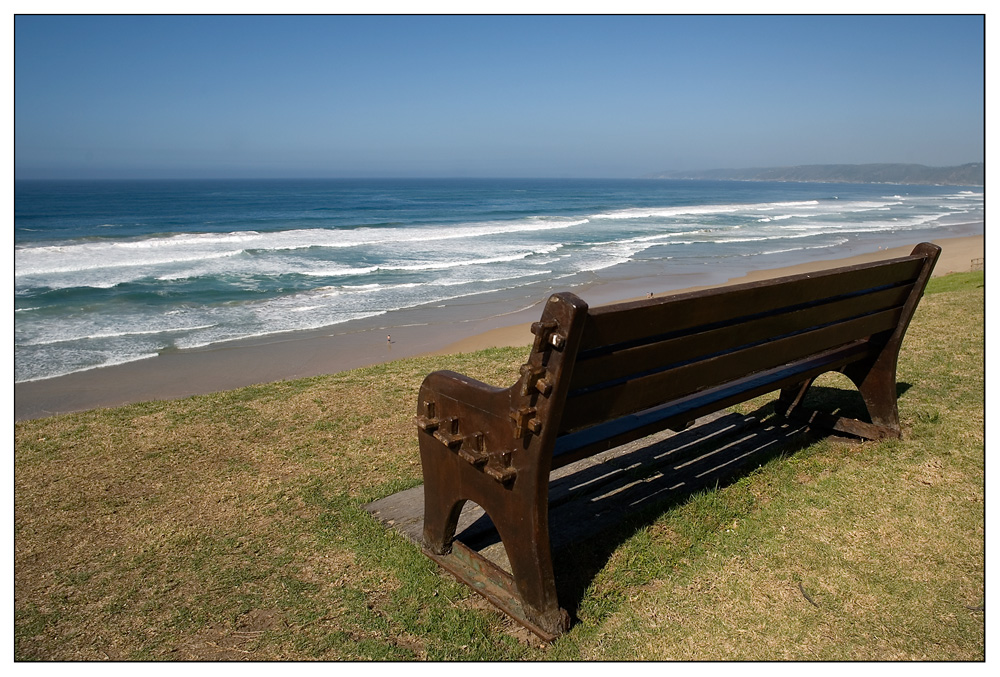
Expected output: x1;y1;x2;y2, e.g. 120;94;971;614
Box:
387;334;391;344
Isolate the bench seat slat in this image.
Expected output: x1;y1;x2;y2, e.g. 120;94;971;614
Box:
560;307;901;434
580;256;925;352
571;283;914;391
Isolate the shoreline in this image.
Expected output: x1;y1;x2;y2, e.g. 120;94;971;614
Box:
436;233;985;356
14;233;984;421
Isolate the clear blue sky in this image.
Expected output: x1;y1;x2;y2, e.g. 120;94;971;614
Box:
14;14;985;179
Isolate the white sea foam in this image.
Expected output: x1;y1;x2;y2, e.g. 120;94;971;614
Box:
710;232;822;244
21;323;220;347
172;311;391;351
298;265;380;278
592;199;821;220
15;243;243;278
167;270;560;353
14;219;581;286
380;251;537;272
432;270;551;287
113;231;264;248
16;351;162;383
751;240;849;257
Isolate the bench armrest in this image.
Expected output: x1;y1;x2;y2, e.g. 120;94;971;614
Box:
416;369;521;481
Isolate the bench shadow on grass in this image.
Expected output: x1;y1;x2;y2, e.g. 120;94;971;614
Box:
365;383;912;628
449;382;911;623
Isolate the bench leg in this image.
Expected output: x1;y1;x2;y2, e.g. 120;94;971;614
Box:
421;468;465;557
419;437;570;639
843;357;901;438
491;499;570;637
422;494;570;638
777;361;901;440
777;378;815;417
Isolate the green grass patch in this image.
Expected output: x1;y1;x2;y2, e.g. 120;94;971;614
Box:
14;276;983;660
924;269;984;294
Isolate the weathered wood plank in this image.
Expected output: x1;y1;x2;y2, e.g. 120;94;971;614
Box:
571;283;914;391
553;340;873;463
579;255;924;352
561;309;900;433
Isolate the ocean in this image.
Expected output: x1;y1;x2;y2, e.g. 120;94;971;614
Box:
14;178;984;383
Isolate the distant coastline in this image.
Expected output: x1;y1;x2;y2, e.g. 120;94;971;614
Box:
644;163;984;186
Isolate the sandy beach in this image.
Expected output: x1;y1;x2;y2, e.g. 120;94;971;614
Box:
14;234;983;421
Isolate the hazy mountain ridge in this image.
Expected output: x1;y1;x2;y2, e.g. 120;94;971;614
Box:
645;163;983;186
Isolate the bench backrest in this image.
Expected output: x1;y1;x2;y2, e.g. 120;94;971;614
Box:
521;244;940;470
559;253;928;433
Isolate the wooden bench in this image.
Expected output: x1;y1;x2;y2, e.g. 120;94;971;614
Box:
415;242;940;639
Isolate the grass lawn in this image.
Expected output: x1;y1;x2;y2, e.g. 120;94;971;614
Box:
14;272;984;661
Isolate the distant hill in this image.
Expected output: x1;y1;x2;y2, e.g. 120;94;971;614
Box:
644;163;983;186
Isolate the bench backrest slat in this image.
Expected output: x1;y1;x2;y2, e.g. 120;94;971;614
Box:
570;282;915;392
559;307;902;434
578;256;926;353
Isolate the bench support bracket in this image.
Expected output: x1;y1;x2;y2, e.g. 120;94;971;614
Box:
424;540;569;641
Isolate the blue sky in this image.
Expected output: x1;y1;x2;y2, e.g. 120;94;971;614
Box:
14;14;985;179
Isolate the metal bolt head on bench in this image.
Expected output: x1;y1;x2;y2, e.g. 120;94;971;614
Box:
415;243;940;639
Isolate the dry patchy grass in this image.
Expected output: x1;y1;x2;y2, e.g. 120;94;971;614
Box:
15;349;534;660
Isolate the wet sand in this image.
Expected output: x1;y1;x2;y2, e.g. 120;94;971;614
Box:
14;235;983;421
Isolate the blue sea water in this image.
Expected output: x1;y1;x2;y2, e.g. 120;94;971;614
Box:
14;178;984;383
